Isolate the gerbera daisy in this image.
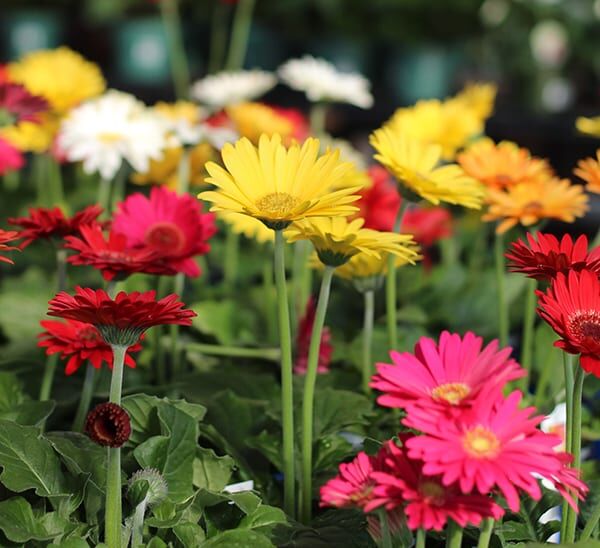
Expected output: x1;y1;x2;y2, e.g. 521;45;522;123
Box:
0;82;49;126
368;439;504;531
453;82;497;121
153;100;204;146
112;186;216;277
0;115;58;153
537;269;600;376
574;150;600;194
9;205;103;248
47;287;196;347
294;297;333;375
370;128;484;209
483;178;588;234
199;134;362;229
404;391;582;512
371;331;524;413
354;166;401;232
0;229;19;264
506;232;600;281
576;116;600;138
0;137;24;175
191;70;276;109
38;318;141;375
285;217;420;267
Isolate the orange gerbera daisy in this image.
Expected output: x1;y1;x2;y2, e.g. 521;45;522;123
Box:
482;178;588;234
457;139;552;190
573;150;600;194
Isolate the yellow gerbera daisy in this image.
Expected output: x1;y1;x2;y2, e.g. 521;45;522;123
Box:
285;217;420;266
218;211;274;243
226;102;295;145
482;178;589;234
154;100;203;124
576;116;600;138
453;82;497;121
199;134;362;229
9;47;105;114
574;150;600;194
334;251;408;280
1;115;58;153
370;127;484;209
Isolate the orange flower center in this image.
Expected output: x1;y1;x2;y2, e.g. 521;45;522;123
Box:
431;382;470;405
494;174;514;187
418;481;446;506
255;192;299;219
144;222;186;254
568;310;600;345
462;425;501;458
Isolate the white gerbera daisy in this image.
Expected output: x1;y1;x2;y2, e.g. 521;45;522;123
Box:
191;70;276;109
59;90;167;180
278;55;373;108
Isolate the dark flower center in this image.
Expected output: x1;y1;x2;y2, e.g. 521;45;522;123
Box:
418;481;446;506
568;311;600;345
144;222;185;255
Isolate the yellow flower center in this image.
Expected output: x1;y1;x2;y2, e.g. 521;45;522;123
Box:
431;382;470;405
462;425;501;458
255;192;300;219
98;132;124;144
418;481;446;506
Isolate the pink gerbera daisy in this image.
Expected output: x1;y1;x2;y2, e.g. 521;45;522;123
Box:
0;82;49;125
371;331;524;414
404;391;583;512
112;187;216;277
0;137;24;175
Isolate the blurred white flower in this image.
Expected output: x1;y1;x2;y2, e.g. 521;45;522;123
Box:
278;55;373;108
59;90;166;180
191;70;276;109
541;402;566;452
196;124;238;150
530;20;569;68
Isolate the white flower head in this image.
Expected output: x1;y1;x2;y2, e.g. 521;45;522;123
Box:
540;402;567;452
191;70;276;109
59;90;166;180
278;55;373;109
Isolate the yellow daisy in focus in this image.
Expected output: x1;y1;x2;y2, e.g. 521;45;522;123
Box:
218;211;274;243
9;47;105;114
370;127;484;209
576;116;600;138
482;178;589;234
199;134;362;230
457;139;552;190
1;115;58;153
574;150;600;194
285;217;420;267
453;82;497;120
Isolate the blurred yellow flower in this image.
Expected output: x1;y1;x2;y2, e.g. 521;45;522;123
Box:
333;251;409;280
453;82;497;120
1;114;58;153
226;102;295;144
154;100;203;124
576;116;600;138
218;211;274;243
574;150;600;194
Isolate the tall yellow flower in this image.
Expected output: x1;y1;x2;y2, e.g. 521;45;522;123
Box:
199;134;362;229
576;116;600;138
574;151;600;194
370;127;484;208
218;211;274;243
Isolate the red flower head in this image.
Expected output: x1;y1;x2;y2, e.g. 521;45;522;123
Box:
294;297;333;375
9;205;103;248
272;106;310;141
506;232;600;281
402;206;452;248
112;187;216;278
404;391;584;512
371;331;524;415
368;439;504;531
537;269;600;375
85;402;131;447
0;229;19;264
0;138;24;176
47;286;196;347
38;319;141;375
356;166;401;232
0;82;49;126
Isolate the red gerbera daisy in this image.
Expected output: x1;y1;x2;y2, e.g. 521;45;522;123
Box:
404;391;582;512
47;286;196;347
0;229;19;264
371;331;524;414
0;82;49;126
294;297;333;375
38;319;141;375
9;205;103;248
0;138;24;175
112;187;216;278
402;206;452;248
537;269;600;375
506;232;600;281
367;439;504;531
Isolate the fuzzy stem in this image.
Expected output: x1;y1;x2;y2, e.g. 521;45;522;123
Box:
519;278;537;392
130;499;147;548
300;266;334;523
72;363;96;432
159;0;191;99
362;289;375;394
477;519;494;548
274;229;296;517
225;0;256;70
186;342;280;360
379;509;393;548
416;528;426;548
494;230;509;347
445;520;463;548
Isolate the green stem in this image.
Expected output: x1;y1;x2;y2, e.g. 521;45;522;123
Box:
32;153;50;206
186;342;280;360
159;0;191;99
170;273;186;379
494;230;509;347
225;0;256;70
580;493;600;540
72;363;97;432
153;276;171;385
309;103;328;137
274;229;296;518
262;257;277;343
560;353;575;542
110;165;128;212
47;153;65;209
177;147;190;194
520;278;537;392
445;520;463;548
97;176;112;217
416;528;426;548
223;230;240;293
208;0;228;74
378;509;393;548
300;266;334;523
109;346;127;405
292;240;312;332
131;500;147;548
386;200;409;350
361;290;375;394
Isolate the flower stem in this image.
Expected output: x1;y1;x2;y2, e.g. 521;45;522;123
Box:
446;520;463;548
274;229;296;518
208;0;228;73
580;493;600;540
177;147;190;194
519;278;537;392
309;103;328;137
72;363;96;432
153;276;171;385
225;0;256;70
416;528;426;548
223;230;240;294
169;272;186;379
386;200;409;350
47;153;65;210
98;177;112;217
560;353;575;542
494;230;509;347
362;289;375;394
262;257;277;343
292;240;312;331
477;518;494;548
300;266;334;523
378;509;393;548
159;0;191;99
131;499;147;548
186;342;280;360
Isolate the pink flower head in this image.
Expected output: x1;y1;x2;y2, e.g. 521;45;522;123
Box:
404;391;580;512
112;187;216;278
294;297;333;375
368;439;504;531
0;138;24;175
371;331;524;414
0;82;48;125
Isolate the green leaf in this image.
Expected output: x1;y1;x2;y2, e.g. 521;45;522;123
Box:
54;540;90;548
238;504;287;535
0;400;55;426
190;299;256;345
201;529;274;547
173;522;206;546
193;447;235;491
0;420;69;498
0;372;25;411
146;538;168;548
0;497;68;543
312;388;372;438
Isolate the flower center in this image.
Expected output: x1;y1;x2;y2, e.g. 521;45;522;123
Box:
77;325;102;342
523;201;544;215
349;482;375;505
144;222;186;254
255;192;300;219
418;481;446;506
98;132;124;144
462;425;501;458
568;310;600;345
494;174;513;187
431;382;470;405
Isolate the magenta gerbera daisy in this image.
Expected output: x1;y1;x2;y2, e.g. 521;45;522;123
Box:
0;137;24;175
0;82;49;126
112;187;216;277
371;331;524;414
